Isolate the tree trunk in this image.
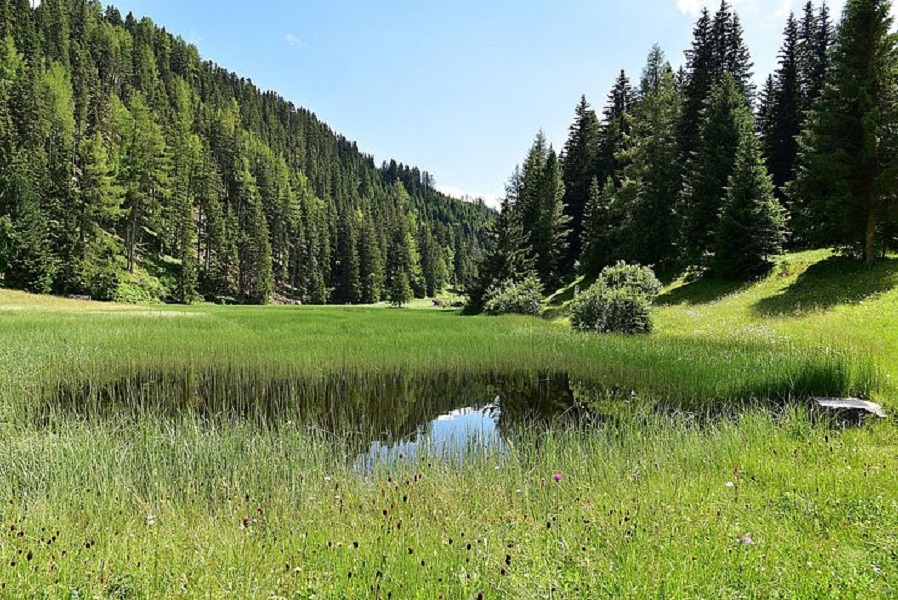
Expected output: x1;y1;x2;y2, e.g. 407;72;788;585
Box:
865;208;877;265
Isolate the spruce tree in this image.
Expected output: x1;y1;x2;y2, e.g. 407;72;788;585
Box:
617;48;683;269
580;178;615;275
765;13;803;200
334;209;361;303
790;0;898;263
358;210;385;303
714;128;787;278
466;194;534;313
77;132;124;299
680;2;754;162
596;70;634;188
3;166;58;293
533;148;569;290
560;96;600;272
679;74;754;269
798;1;834;112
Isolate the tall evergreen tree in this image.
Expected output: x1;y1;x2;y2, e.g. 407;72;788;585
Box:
76;132;124;299
333;209;361;303
466;188;534;313
580;178;615;274
790;0;898;263
560;96;600;272
764;13;803;200
680;2;754;163
798;1;834;112
3;166;58;293
533;148;569;290
358;210;385;303
121;92;169;273
596;70;635;188
714;126;787;278
679;74;754;268
617;47;683;269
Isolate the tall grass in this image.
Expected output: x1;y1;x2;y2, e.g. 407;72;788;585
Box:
1;250;897;598
1;412;895;598
0;301;878;426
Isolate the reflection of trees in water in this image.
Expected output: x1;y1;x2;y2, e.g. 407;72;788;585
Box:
489;373;581;438
42;369;599;454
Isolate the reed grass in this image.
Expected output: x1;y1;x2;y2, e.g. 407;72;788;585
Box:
1;250;897;598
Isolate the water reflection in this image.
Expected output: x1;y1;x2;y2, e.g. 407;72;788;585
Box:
42;370;598;462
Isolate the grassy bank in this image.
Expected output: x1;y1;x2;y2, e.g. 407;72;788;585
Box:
1;250;897;598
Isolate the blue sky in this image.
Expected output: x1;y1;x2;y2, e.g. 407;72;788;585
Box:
106;1;858;206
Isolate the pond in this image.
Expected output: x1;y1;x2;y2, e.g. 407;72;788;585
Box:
41;370;613;464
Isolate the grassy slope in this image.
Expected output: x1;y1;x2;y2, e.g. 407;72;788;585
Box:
0;250;897;598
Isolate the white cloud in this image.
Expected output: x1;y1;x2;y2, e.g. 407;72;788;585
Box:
284;34;304;47
676;0;703;15
29;0;41;8
437;185;502;209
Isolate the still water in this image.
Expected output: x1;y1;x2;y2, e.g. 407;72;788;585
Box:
43;370;606;464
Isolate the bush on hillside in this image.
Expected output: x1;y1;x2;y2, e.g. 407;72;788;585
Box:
570;283;653;335
483;274;543;316
571;262;660;335
598;261;663;301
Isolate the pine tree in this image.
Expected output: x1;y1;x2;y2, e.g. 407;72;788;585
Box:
419;227;447;298
680;7;715;161
3;166;58;293
680;2;754;162
617;48;683;268
358;210;384;303
466;193;534;313
679;74;754;269
765;13;802;199
757;74;776;165
235;158;272;304
790;0;898;263
560;96;600;272
334;209;361;303
121;92;169;273
596;70;634;188
798;1;834;112
580;178;615;274
714;127;787;278
533;148;569;290
77;132;124;299
517;131;548;243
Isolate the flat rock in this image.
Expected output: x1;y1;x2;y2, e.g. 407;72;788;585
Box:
813;397;887;420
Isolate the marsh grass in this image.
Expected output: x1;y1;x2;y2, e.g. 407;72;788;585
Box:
1;412;895;598
1;250;897;597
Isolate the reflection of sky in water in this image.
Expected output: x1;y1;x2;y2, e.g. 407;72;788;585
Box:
357;404;503;471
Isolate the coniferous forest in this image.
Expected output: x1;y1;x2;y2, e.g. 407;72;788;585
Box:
0;0;494;305
469;0;898;310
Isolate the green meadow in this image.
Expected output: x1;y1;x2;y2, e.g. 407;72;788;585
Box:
1;250;897;598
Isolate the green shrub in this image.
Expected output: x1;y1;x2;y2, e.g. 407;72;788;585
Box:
570;283;653;334
113;269;167;304
483;274;543;316
598;261;663;301
570;261;661;334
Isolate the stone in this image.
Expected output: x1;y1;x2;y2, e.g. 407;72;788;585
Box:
812;397;887;424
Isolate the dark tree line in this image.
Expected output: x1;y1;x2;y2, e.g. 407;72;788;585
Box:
471;0;898;308
0;0;494;304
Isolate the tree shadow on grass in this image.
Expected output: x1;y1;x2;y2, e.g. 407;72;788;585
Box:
753;255;898;317
541;274;598;320
655;276;749;306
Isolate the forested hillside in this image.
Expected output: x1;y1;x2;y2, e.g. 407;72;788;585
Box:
469;0;898;311
0;0;494;304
